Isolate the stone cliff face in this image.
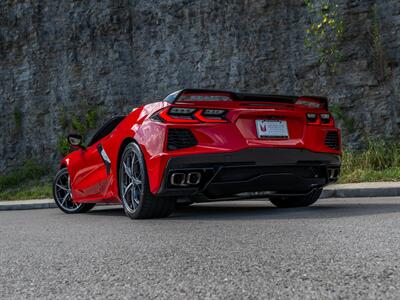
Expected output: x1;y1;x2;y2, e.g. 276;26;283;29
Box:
0;0;399;171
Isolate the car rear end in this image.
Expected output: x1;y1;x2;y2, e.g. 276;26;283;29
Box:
147;89;341;201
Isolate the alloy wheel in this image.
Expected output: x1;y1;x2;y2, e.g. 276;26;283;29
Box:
120;147;143;213
54;170;82;212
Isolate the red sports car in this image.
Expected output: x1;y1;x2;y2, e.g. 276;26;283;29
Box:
53;89;341;219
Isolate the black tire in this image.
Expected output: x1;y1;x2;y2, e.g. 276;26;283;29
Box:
269;188;322;208
118;142;176;219
53;168;96;214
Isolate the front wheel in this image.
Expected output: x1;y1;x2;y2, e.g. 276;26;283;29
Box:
119;142;176;219
269;188;322;208
53;168;96;214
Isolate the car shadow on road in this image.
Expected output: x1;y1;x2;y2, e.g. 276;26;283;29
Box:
88;199;400;221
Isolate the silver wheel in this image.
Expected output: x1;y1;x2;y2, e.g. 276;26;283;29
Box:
54;169;82;212
120;146;143;214
118;142;175;219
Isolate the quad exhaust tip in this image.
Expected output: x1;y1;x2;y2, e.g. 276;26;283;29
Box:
328;168;339;180
170;172;201;186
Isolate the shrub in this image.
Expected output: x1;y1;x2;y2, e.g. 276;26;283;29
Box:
340;139;400;183
0;160;50;191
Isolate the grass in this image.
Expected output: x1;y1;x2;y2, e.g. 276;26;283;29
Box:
0;160;52;201
1;140;400;200
0;180;52;201
339;139;400;183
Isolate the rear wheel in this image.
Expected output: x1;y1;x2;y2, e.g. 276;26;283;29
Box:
269;188;322;208
119;142;176;219
53;168;96;213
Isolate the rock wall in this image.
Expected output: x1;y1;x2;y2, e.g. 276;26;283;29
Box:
1;0;400;171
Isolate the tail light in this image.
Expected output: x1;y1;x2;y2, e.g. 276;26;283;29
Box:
194;109;227;123
158;107;198;123
306;113;318;123
306;113;334;126
152;107;228;123
320;113;331;124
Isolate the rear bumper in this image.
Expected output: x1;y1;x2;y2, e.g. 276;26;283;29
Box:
157;148;341;199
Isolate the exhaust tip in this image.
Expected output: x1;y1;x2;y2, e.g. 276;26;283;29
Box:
328;168;339;180
170;173;186;186
170;171;202;187
187;172;201;185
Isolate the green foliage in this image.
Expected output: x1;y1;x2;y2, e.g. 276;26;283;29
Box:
340;140;400;183
57;136;71;157
304;0;345;71
13;107;23;135
86;109;98;129
0;160;49;191
0;182;52;201
57;106;102;156
368;4;385;83
0;160;52;201
71;115;87;135
58;113;69;130
330;104;355;134
70;108;99;135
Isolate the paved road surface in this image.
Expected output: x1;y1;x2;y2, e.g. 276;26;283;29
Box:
1;197;400;299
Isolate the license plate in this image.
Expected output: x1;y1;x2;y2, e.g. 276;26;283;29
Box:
256;120;289;138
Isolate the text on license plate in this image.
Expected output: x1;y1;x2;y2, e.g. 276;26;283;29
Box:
255;120;289;138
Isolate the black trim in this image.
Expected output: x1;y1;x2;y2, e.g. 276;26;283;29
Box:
325;131;340;150
167;128;198;150
97;144;111;175
157;148;340;199
165;148;340;169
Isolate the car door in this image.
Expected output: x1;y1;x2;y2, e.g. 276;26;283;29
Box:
69;116;125;202
69;141;110;202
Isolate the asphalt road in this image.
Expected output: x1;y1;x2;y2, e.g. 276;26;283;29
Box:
1;197;400;299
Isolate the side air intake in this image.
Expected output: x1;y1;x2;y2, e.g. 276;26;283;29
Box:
325;131;339;150
167;128;197;150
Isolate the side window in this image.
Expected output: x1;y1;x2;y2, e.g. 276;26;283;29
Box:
87;116;125;146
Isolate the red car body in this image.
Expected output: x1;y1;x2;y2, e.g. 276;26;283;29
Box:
60;89;341;207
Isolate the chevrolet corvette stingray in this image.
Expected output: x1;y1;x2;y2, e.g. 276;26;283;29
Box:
53;89;341;219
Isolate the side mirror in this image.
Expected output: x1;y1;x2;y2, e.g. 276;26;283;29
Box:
67;134;85;149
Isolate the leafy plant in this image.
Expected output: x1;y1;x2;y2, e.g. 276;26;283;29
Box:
86;109;98;129
57;136;71;157
71;115;87;135
304;0;345;71
56;106;102;156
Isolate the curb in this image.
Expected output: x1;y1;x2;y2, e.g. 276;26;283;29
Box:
0;199;56;211
320;187;400;199
1;183;400;210
321;182;400;199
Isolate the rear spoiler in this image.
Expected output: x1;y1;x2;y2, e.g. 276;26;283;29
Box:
164;89;328;109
